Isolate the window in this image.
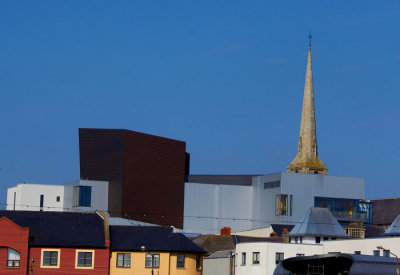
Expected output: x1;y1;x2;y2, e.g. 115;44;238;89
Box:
116;253;131;268
296;254;304;257
300;237;303;243
316;237;321;244
177;254;185;268
373;250;380;256
56;196;60;202
196;255;201;270
275;194;288;216
275;252;284;265
323;237;329;241
354;251;361;255
7;248;20;267
76;250;94;268
241;253;246;265
41;249;60;268
40;195;44;211
252;252;260;264
73;186;92;207
290;195;293;216
43;251;58;266
264;181;280;189
145;254;160;268
295;237;298;243
383;250;390;257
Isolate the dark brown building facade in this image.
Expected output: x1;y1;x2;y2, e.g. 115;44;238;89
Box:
79;128;189;228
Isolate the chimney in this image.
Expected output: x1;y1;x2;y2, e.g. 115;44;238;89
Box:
220;227;231;236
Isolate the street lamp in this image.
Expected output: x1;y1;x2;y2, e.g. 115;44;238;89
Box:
141;246;154;275
377;246;399;275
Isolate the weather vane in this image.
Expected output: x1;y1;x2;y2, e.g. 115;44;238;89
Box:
308;33;312;47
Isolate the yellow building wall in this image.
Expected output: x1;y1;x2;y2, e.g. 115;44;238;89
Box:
110;251;202;275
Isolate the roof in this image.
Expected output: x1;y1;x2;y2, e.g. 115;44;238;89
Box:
187;175;256;186
365;225;386;238
110;226;205;254
109;217;158;226
0;210;106;248
275;253;398;275
206;250;234;259
190;235;235;255
288;207;348;238
233;235;285;244
371;198;400;225
384;215;400;236
271;224;295;237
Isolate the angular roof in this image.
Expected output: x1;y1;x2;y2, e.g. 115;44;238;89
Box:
190;234;235;256
110;226;205;253
206;250;234;259
288;207;348;238
371;198;400;225
0;210;106;248
384;215;400;236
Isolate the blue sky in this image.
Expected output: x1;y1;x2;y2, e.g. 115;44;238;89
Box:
1;1;399;207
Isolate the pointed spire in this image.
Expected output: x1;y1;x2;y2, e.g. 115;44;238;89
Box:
287;39;327;175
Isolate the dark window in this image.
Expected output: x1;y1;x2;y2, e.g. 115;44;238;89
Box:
116;253;131;268
300;237;303;243
275;252;284;265
253;252;260;264
77;252;93;267
145;254;160;268
73;186;92;207
323;237;329;241
7;248;20;267
354;251;361;255
383;250;390;257
373;250;380;256
314;171;318;174
241;253;246;265
56;196;60;202
316;237;321;243
296;253;305;257
43;251;58;266
177;254;185;268
196;255;201;270
290;195;293;216
40;195;44;211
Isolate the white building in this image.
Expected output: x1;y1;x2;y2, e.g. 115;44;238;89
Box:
234;210;400;275
6;180;108;213
184;172;366;234
7;183;64;211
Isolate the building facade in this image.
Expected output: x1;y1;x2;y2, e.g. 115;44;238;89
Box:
79;128;189;228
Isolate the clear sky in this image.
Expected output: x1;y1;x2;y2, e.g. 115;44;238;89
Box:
1;1;399;207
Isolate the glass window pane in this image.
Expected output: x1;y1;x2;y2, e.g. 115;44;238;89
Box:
124;254;131;267
145;254;152;267
153;254;160;267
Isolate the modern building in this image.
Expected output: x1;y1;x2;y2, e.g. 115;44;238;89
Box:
109;226;205;275
79;128;190;228
235;209;400;275
6;180;109;213
0;210;110;275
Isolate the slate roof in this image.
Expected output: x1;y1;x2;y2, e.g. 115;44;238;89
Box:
190;235;235;256
384;215;400;236
271;224;295;237
233;235;285;244
288;207;348;238
110;226;205;253
206;250;234;259
0;210;106;248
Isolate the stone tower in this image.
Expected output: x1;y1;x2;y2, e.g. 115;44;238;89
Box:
287;43;328;175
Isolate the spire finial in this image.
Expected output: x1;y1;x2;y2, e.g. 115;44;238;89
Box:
308;33;312;48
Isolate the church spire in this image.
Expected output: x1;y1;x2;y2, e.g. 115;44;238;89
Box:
287;38;327;175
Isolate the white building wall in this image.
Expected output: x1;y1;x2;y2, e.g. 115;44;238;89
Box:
183;182;252;234
63;180;108;213
235;237;400;275
235;242;324;275
6;184;64;211
184;173;365;234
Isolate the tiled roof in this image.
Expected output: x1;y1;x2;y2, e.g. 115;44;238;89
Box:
110;226;205;253
365;225;386;238
0;210;106;248
206;250;234;259
190;235;235;255
288;207;348;238
384;215;400;236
